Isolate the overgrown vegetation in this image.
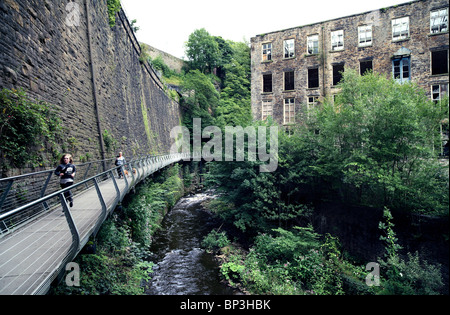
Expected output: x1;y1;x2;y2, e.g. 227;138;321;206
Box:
206;211;444;295
106;0;121;27
0;88;64;175
178;28;447;295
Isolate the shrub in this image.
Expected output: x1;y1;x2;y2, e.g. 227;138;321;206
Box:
201;230;230;252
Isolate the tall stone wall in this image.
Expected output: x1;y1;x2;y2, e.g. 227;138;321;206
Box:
0;0;182;172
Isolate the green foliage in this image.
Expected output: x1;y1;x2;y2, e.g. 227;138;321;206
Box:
106;0;121;27
124;164;184;247
303;70;448;214
205;120;314;234
102;129;117;154
379;251;444;295
377;209;444;295
185;28;220;74
218;227;359;295
52;217;153;295
201;230;230;253
378;208;402;259
181;69;219;131
215;41;252;128
0;88;63;171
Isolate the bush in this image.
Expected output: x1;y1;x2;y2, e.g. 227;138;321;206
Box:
0;88;63;171
201;230;230;252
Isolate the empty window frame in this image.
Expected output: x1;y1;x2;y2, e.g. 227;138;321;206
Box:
263;74;273;93
392;17;410;41
262;100;273;121
262;43;272;61
307;35;319;55
333;64;345;86
284;98;295;124
358;25;373;47
360;60;373;75
284;71;295;91
307;96;319;116
308;68;319;89
331;30;344;51
431;50;449;75
393;57;410;83
431;84;448;103
284;39;295;58
430;8;448;34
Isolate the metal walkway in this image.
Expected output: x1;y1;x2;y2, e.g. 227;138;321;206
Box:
0;153;188;295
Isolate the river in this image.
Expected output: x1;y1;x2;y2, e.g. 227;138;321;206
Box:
144;192;236;295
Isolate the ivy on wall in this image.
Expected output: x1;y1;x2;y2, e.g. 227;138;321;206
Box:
0;88;64;174
106;0;121;27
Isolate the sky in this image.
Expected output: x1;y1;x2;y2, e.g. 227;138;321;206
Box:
120;0;413;59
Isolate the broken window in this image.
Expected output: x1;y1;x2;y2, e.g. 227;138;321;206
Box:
308;68;319;89
262;100;273;121
392;17;409;41
263;74;273;93
307;96;319;118
284;71;295;91
358;25;373;47
284;39;295;58
431;50;449;75
392;57;410;83
307;35;319;55
333;64;344;86
262;43;272;61
432;84;448;103
331;30;344;51
360;60;373;75
430;8;448;34
284;98;295;124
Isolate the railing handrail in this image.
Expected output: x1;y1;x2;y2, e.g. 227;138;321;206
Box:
0;153;173;183
0;153;188;221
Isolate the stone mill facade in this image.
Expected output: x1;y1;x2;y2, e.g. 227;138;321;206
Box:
250;0;449;126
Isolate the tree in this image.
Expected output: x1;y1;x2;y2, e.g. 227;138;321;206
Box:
307;70;448;214
185;28;220;74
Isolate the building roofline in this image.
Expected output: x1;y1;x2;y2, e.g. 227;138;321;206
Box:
252;0;421;39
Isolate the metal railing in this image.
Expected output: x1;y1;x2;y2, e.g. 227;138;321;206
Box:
0;153;189;295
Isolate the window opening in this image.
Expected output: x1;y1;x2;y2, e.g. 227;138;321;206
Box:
284;98;295;124
262;100;273;121
431;50;449;75
333;64;345;85
392;57;410;83
263;74;273;93
360;60;373;75
262;43;272;61
392;17;409;41
284;71;295;91
331;30;344;51
308;68;319;88
307;35;319;55
284;39;295;58
358;25;373;47
430;8;448;34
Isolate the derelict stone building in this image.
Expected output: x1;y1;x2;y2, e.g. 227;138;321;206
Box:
250;0;449;126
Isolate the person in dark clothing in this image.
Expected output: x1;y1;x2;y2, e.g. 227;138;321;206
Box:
115;151;126;179
55;154;76;207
